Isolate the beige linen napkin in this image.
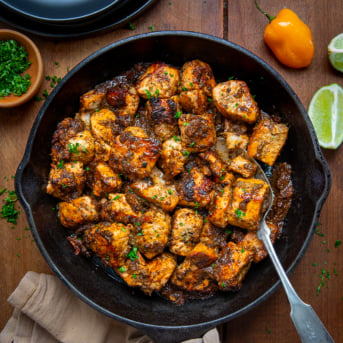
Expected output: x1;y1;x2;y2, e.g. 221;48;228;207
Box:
0;272;220;343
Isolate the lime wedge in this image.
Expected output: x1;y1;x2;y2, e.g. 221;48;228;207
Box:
308;83;343;149
328;33;343;72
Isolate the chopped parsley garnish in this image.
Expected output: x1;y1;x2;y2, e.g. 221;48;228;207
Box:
57;160;64;169
0;39;32;97
335;240;341;248
174;111;181;119
128;22;136;30
145;89;151;99
112;195;120;200
148;25;155;32
0;190;20;224
119;266;126;272
234;208;245;218
67;142;80;154
127;247;139;261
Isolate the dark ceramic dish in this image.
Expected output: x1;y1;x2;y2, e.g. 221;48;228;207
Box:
0;0;157;38
15;31;331;343
1;0;121;23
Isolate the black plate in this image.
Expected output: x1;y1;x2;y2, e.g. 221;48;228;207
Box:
15;32;331;343
1;0;121;23
0;0;157;38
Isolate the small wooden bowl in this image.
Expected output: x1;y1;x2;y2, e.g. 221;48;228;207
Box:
0;29;44;108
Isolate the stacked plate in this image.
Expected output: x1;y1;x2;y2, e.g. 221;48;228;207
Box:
0;0;157;38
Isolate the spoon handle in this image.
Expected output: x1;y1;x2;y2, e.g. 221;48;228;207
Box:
258;221;335;343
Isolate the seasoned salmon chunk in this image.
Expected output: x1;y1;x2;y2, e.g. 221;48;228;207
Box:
83;222;131;268
214;241;254;291
248;115;289;166
228;154;257;178
169;208;203;256
108;126;161;179
180;59;216;97
58;195;99;229
136;63;180;99
213;80;259;124
227;178;269;231
179;113;216;153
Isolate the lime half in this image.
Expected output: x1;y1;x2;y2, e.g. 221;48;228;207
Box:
328;33;343;72
308;83;343;149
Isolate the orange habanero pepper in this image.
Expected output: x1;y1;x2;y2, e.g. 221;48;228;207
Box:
255;0;314;69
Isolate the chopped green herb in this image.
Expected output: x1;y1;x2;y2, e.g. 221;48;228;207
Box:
0;190;20;224
145;89;151;99
182;151;190;157
314;228;324;237
234;208;245;218
127;247;139;261
148;25;155;32
67;142;80;154
168;189;173;195
174;111;181;118
335;240;341;248
172;135;181;142
0;39;32;97
57;160;64;169
119;266;126;272
128;22;136;30
113;195;120;200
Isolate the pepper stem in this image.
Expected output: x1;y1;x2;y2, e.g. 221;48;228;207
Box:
254;0;276;23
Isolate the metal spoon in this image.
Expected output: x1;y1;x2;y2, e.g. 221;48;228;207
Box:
254;159;335;343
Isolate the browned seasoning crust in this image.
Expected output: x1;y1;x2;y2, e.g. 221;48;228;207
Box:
47;60;293;304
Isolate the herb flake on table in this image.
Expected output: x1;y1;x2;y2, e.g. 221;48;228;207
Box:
0;189;20;224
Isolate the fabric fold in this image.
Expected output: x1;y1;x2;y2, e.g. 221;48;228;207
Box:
0;272;220;343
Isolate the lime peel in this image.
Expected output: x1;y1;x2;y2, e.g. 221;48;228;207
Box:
328;33;343;73
308;83;343;149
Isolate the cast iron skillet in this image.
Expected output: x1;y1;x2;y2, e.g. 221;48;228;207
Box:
15;31;331;343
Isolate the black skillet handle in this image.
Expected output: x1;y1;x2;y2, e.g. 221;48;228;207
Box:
136;324;217;343
309;154;331;206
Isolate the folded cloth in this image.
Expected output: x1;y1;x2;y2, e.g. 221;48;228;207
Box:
0;272;220;343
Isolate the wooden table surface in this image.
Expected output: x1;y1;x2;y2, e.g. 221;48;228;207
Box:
1;1;342;342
